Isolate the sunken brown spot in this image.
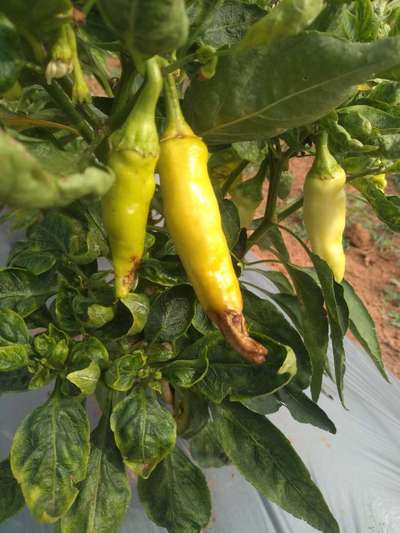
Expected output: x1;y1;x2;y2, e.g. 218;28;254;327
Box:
124;257;141;287
208;310;267;364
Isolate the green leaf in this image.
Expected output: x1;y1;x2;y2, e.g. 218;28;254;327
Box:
34;333;68;369
183;32;400;143
163;357;209;388
53;289;80;333
28;363;53;391
310;0;348;34
254;224;290;260
27;211;87;258
99;295;149;340
144;286;195;343
242;392;283;415
191;333;297;402
287;266;328;402
239;0;324;49
140;258;188;287
73;226;109;265
150;233;176;258
0;309;31;372
0;269;56;317
201;0;264;47
243;289;311;388
138;447;211;533
1;0;72;41
97;0;188;56
367;79;400;106
0;132;114;208
267;292;303;331
258;270;294;294
26;140;83;176
176;390;209;439
185;0;225;49
105;351;147;392
9;242;57;275
338;105;400;138
146;342;176;363
278;385;337;433
49;323;69;343
233;141;267;162
0;344;30;372
0;15;23;93
71;283;114;318
208;147;242;183
120;293;150;335
310;254;349;404
110;386;176;478
219;198;241;249
191;301;216;335
10;394;90;523
59;414;131;533
376;133;400;158
353;0;380;42
0;308;29;345
67;361;101;396
22;305;53;330
230;166;265;228
70;337;109;368
0;459;24;523
72;295;115;330
190;421;230;468
352;177;400;232
278;170;294;199
323;112;370;154
214;402;339;533
342;280;387;379
0;368;30;393
85;303;115;328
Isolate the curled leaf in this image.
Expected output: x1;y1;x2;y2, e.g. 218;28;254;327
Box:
0;132;114;208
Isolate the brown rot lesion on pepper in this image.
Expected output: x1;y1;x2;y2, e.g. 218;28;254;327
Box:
208;310;268;365
122;271;134;291
117;256;140;298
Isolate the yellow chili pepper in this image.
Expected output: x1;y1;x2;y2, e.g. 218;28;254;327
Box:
158;74;267;364
102;57;163;299
303;131;346;283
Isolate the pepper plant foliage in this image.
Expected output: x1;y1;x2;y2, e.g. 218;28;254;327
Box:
0;0;399;532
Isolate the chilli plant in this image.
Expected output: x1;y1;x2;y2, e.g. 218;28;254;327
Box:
0;1;399;532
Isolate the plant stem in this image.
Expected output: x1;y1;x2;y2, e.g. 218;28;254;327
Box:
19;29;47;64
163;73;193;138
110;57;163;153
264;158;282;223
45;80;95;143
277;197;303;221
109;56;138;129
82;0;98;15
163;52;198;74
245;259;282;266
164;48;233;75
58;76;105;131
246;150;283;250
221;160;249;196
23;62;43;74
